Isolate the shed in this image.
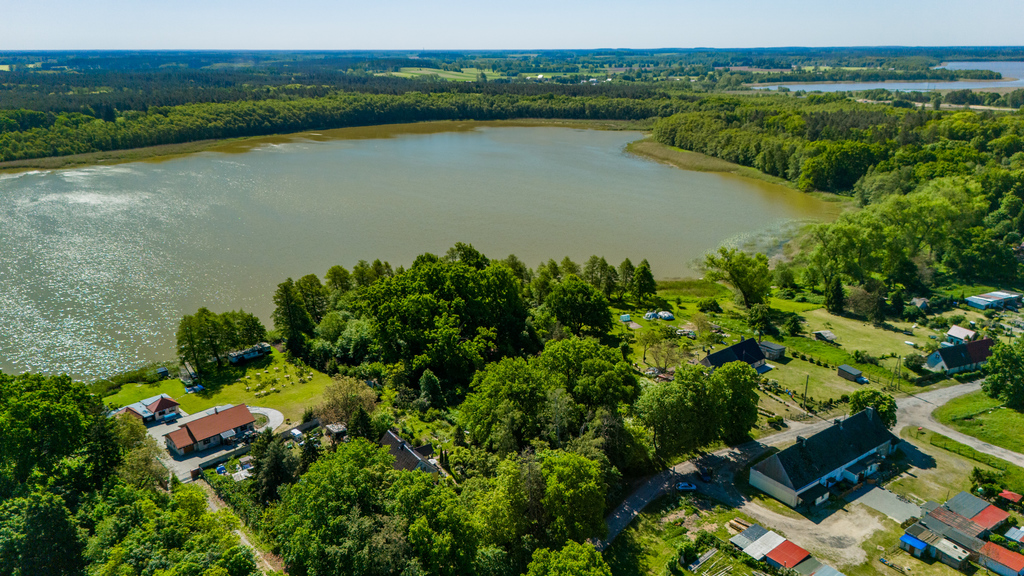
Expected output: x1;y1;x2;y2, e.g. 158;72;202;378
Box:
1001;490;1023;504
743;531;786;561
934;539;971;570
837;364;863;382
813;566;846;576
730;524;768;550
910;297;930;310
156;367;170;379
326;423;347;441
1007;527;1024;543
899;534;928;558
812;330;836;343
946;491;990;519
765;540;809;569
792;557;821;576
980;541;1024;576
620;314;631;322
759;341;787;361
289;429;303;442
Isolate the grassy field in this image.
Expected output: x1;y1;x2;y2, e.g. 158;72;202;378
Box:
390;67;506;81
890;426;999;504
103;349;332;429
933;391;1024;456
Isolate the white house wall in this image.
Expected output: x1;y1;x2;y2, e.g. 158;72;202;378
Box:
749;468;800;507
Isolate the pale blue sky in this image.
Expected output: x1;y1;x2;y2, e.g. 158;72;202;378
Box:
3;0;1022;50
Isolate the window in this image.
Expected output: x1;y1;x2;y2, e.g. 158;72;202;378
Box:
203;438;210;445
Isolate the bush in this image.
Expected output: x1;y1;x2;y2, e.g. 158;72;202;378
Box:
902;306;924;321
301;406;316;423
697;298;723;313
904;354;926;372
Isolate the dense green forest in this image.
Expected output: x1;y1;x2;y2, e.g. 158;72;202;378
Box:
654;94;1024;294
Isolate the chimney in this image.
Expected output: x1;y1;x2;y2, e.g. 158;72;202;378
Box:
867;406;875;421
796;436;806;444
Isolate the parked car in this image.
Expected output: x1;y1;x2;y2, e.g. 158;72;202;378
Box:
676;482;697;492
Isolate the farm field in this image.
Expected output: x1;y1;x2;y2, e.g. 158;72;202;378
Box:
390;67;506;81
103;349;332;428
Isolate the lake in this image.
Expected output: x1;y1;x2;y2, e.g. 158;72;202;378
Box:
754;61;1024;92
0;123;841;379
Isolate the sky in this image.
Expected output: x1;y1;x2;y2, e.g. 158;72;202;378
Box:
2;0;1023;50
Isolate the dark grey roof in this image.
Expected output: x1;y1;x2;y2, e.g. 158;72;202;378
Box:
701;338;765;369
752;408;897;491
919;515;984;552
759;341;786;352
937;339;994;370
379;430;435;473
793;558;822;576
838;364;862;377
733;524;768;549
945;491;990;520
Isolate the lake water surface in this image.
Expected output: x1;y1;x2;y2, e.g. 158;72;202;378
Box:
755;61;1024;92
0;123;840;379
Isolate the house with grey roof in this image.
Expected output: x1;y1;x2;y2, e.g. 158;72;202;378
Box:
748;408;897;508
379;430;438;476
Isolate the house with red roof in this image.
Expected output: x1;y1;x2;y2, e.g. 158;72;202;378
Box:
165;404;255;456
110;393;181;424
973;505;1010;532
980;541;1024;576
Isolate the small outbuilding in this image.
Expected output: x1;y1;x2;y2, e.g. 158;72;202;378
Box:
765;540;809;569
837;364;864;383
910;297;930;311
156;367;170;379
759;341;786;361
812;330;837;343
980;541;1024;576
899;534;928;559
620;314;631;322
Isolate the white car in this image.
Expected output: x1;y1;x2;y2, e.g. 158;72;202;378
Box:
676;482;697;492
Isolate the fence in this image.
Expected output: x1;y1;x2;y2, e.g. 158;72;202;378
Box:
929;433;1007;471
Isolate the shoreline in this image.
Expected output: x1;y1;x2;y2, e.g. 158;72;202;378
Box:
0;118;652;173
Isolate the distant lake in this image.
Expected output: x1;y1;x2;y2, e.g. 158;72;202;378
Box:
754;61;1024;92
0;123;841;379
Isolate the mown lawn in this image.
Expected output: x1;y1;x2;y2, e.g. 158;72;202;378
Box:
933;391;1024;456
103;349;332;428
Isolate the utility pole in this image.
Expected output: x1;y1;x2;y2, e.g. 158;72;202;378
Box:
803;375;809;411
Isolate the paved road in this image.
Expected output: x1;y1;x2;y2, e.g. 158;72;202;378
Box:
599;381;1007;550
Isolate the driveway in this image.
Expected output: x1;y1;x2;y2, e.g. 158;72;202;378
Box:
248;406;284;433
847;486;921;523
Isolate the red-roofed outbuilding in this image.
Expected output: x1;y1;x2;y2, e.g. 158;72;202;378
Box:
973;505;1010;531
765;540;810;569
1001;490;1023;504
980;542;1024;576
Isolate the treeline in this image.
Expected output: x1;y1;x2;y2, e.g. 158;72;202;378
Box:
746;67;1001;84
0;67;662;116
653;94;1024;291
0;91;686;162
0;372;263;576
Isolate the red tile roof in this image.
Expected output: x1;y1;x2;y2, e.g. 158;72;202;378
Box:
166;405;254;449
973;505;1010;530
115;407;144;420
982;542;1024;573
147;396;179;412
1001;490;1023;504
765;540;810;569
